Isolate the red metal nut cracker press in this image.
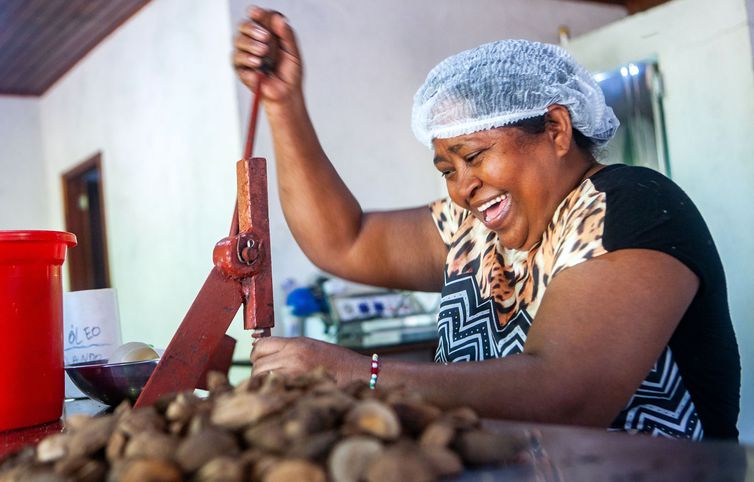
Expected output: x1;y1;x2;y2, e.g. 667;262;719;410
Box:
135;72;273;408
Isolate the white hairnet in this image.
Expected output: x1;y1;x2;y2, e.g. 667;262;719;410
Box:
411;39;619;148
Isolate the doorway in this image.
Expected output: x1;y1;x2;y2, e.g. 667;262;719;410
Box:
62;153;111;290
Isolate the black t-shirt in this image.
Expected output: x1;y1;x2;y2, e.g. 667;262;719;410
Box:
430;164;740;440
594;164;740;439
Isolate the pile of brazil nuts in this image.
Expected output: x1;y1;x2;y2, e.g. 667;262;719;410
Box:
0;368;529;482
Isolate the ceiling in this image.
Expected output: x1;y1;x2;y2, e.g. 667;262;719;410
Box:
575;0;671;14
0;0;670;97
0;0;151;96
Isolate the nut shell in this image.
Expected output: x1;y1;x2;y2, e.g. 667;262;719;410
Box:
327;436;384;482
364;443;436;482
118;458;182;482
262;459;326;482
175;428;239;473
345;400;401;441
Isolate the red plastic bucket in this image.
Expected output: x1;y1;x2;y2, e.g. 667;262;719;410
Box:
0;231;76;431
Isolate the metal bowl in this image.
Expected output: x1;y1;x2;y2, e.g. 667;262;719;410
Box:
64;359;158;406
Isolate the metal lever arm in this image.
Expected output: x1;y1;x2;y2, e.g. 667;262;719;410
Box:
234;157;274;333
134;268;241;408
135;75;274;407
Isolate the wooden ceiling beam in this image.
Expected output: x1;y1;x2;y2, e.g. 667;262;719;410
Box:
0;1;55;74
0;0;78;85
0;0;151;96
9;0;121;92
568;0;671;13
624;0;672;14
569;0;628;6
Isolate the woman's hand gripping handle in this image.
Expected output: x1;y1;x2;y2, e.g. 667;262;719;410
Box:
233;6;303;105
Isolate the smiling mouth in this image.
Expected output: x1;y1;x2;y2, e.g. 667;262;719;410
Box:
477;193;510;224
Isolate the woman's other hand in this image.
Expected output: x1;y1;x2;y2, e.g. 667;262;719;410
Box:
251;336;369;385
233;6;302;104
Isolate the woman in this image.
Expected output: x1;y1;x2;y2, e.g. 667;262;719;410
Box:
233;7;740;440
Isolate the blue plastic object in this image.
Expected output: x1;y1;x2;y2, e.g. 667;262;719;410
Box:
286;287;323;317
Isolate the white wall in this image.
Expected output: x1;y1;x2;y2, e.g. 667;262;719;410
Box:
37;0;244;350
746;0;754;58
0;97;48;229
568;0;754;442
227;0;627;308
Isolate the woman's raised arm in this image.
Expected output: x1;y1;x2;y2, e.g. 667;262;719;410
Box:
233;7;446;291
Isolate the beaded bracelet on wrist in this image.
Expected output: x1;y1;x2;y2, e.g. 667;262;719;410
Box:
369;353;380;390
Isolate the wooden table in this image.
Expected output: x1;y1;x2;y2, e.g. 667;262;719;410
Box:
0;399;110;460
2;399;751;480
462;420;752;480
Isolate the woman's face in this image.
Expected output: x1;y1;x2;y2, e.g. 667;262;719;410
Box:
432;126;571;250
